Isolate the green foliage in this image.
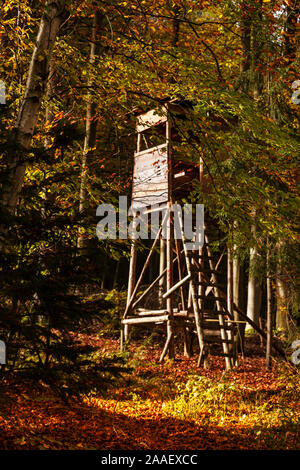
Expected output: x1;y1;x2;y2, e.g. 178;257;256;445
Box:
85;289;127;338
163;369;300;434
163;375;239;419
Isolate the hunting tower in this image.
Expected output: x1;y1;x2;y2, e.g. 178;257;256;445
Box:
121;100;240;370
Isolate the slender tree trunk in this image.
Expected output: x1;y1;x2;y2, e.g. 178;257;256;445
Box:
44;65;57;149
238;1;252;93
77;11;104;250
246;248;262;330
252;0;264;100
1;1;66;215
246;223;262;331
246;1;264;331
233;244;246;353
275;274;289;331
43;63;58;203
266;242;272;369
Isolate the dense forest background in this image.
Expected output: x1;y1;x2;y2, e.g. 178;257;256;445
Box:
0;0;299;452
0;0;299;384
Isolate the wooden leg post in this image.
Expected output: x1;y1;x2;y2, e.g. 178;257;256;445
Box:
159;237;165;308
266;241;272;370
124;234;137;345
227;246;234;368
166;204;174;359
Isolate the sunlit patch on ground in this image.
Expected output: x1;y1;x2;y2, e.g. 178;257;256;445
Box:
0;336;299;450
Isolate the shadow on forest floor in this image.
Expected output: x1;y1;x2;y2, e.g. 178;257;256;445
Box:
0;382;298;450
0;334;298;451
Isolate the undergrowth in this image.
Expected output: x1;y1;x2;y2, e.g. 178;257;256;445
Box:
162;365;300;433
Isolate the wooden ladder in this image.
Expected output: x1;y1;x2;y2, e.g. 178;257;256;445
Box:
181;229;238;370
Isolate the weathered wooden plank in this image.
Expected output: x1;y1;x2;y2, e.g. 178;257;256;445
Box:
122;314;169;325
132;145;169;208
136;309;167;316
134;143;167;158
136;109;167;132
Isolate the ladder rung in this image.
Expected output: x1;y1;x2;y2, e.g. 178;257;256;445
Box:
187;253;214;260
136;309;167;316
201;323;233;330
208;351;234;358
122;314;169;324
201;270;219;274
191;270;220;276
205;338;233;344
200;310;226;315
197;282;223;288
196;295;226;302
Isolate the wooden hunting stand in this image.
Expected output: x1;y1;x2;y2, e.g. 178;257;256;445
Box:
121;101;241;370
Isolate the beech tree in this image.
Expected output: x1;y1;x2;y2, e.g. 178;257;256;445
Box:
1;0;67;215
77;10;104;250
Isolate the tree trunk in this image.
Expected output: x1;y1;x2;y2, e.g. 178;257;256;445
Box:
238;1;252;93
266;243;272;370
275;275;289;331
252;0;264;100
233;247;246;352
1;1;66;214
77;11;104;250
246;236;262;331
246;2;264;331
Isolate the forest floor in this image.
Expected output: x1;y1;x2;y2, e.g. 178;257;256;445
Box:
0;331;299;450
